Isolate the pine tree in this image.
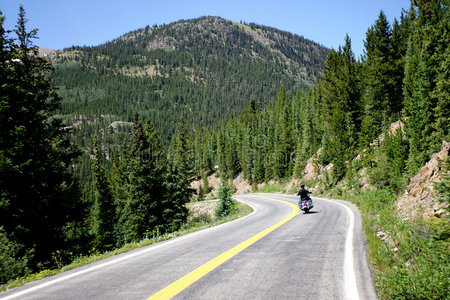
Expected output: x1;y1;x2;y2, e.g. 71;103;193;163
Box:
293;139;304;178
239;99;259;183
223;120;240;179
0;7;82;266
383;127;408;191
318;35;360;179
91;134;116;250
390;13;410;113
253;115;267;182
434;156;450;207
162;163;190;232
201;171;211;197
240;129;254;182
403;0;449;174
360;11;407;147
117;116;164;242
215;179;235;218
293;89;321;178
169;117;194;182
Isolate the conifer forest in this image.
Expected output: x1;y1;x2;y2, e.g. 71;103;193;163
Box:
0;1;448;298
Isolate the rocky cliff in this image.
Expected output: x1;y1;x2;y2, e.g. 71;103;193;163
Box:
396;141;449;220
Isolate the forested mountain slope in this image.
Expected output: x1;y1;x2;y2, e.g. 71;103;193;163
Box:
50;16;328;148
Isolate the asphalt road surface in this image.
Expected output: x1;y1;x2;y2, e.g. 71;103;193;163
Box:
0;193;377;300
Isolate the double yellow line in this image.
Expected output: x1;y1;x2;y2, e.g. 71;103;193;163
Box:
148;195;298;299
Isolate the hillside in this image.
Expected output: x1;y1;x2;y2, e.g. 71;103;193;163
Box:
38;47;57;57
50;16;328;150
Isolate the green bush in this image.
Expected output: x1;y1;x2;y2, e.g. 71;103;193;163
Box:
0;227;33;284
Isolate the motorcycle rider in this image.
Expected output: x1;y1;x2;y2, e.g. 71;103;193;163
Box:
296;185;313;209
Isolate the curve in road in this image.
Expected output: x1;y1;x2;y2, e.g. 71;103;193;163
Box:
0;194;377;300
148;195;298;299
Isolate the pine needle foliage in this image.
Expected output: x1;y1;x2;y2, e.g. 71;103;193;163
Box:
215;180;235;218
0;7;83;275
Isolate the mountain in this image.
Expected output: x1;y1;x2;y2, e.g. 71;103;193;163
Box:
50;16;329;151
38;47;57;57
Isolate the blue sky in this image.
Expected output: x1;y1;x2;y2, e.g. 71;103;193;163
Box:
2;0;411;58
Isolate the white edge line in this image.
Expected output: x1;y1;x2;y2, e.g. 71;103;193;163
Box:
0;198;258;300
314;197;359;300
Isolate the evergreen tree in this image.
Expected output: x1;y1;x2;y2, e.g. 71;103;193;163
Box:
253;115;267;182
240;129;253;182
91;134;116;250
169;117;194;182
273;86;294;178
390;13;410;111
162;163;190;232
215;179;235;218
293;89;321;178
117;116;164;242
223;119;240;179
239;99;259;183
318;35;360;179
360;11;401;146
382;127;408;191
403;0;449;174
0;7;82;267
293;139;304;178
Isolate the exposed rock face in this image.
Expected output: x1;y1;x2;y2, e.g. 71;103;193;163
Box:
190;173;221;198
232;172;252;194
300;148;333;181
396;141;449;220
302;148;321;180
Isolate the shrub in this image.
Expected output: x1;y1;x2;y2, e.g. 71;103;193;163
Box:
0;227;33;284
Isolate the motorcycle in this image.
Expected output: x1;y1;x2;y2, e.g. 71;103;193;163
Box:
300;197;313;213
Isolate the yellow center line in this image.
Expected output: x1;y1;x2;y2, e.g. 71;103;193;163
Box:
147;195;298;300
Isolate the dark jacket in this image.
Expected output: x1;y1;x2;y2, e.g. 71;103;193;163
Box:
297;188;310;200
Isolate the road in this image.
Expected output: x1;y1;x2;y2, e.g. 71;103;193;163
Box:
0;194;377;300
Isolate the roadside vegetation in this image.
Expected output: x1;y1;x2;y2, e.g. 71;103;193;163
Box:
343;188;448;299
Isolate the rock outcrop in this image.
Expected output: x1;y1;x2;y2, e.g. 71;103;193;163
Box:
396;141;449;220
232;173;252;194
190;173;221;199
301;148;333;181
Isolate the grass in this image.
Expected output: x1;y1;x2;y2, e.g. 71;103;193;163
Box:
344;189;449;300
252;179;292;194
254;184;283;193
0;199;253;292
